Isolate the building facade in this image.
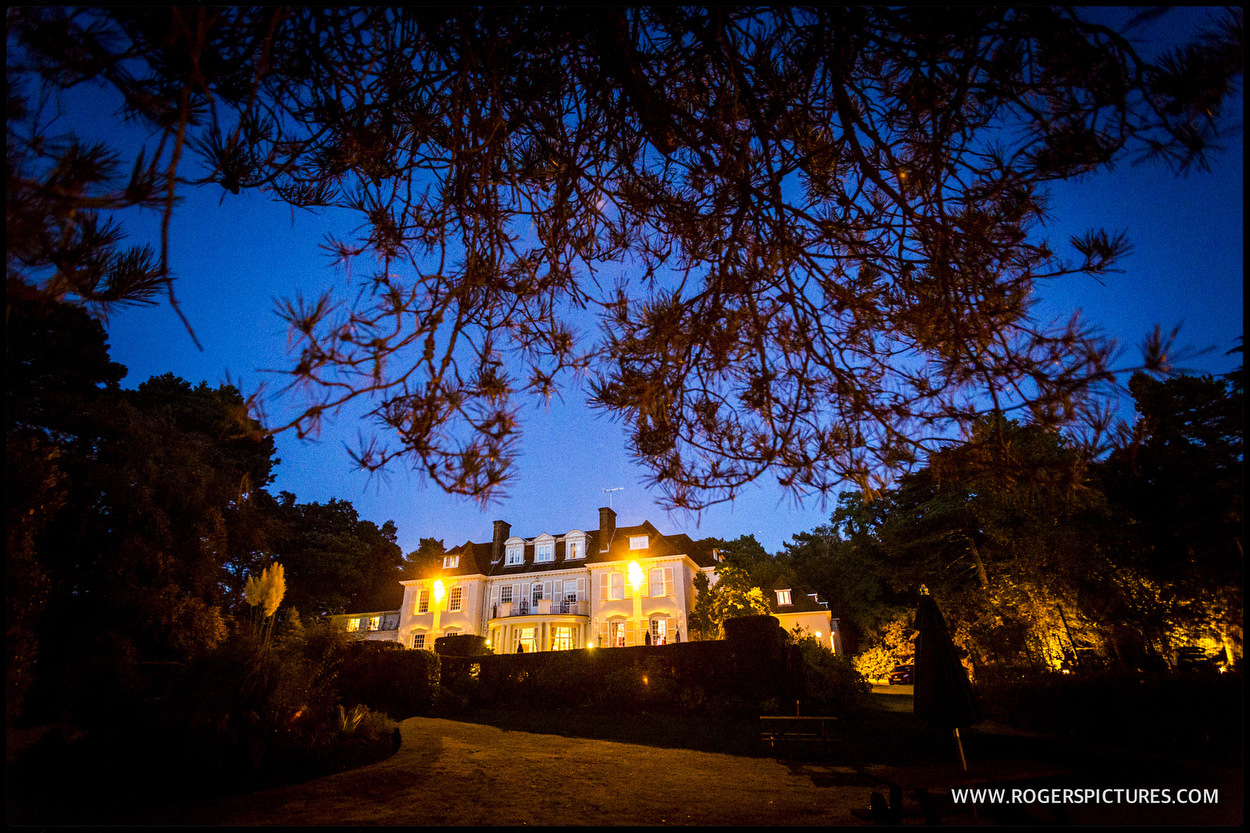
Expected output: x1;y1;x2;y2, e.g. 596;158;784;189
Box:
396;507;723;652
334;506;840;654
766;578;843;655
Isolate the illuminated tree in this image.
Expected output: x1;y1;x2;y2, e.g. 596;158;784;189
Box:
8;7;1243;509
690;565;771;640
828;415;1138;674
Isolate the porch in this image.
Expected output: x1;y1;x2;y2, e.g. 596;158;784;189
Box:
487;601;589;653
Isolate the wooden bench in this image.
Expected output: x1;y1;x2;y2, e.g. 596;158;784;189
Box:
759;715;839;758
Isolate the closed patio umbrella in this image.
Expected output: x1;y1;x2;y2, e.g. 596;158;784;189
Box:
913;588;980;770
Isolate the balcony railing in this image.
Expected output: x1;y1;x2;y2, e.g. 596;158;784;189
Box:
493;599;586;618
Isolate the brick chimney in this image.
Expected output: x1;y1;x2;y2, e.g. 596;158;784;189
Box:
598;506;616;553
492;520;510;562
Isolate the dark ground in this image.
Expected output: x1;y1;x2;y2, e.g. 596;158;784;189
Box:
7;685;1243;826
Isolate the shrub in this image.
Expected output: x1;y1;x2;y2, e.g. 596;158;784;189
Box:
261;703;400;787
435;633;491;655
976;669;1243;765
853;645;897;682
794;637;873;715
337;644;440;720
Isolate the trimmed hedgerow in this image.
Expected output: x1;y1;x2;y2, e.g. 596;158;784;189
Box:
336;642;440;720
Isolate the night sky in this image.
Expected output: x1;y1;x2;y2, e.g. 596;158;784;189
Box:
73;9;1243;557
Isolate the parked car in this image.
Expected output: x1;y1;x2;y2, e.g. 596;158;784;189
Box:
888;664;914;685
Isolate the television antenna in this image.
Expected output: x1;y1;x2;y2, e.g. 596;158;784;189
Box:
602;487;623;508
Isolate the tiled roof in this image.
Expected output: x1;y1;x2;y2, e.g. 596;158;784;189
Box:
424;517;718;578
766;577;831;614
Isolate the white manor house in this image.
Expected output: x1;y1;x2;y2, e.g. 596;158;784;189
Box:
335;507;840;654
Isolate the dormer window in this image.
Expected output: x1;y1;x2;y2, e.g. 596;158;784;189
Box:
443;555;460;568
505;538;524;566
535;535;555;563
565;531;586;560
629;535;649;550
776;589;793;606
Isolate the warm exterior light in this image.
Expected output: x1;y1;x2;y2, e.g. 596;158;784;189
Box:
627;560;645;590
433;579;446;603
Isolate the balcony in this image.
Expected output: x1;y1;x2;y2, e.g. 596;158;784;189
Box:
492;599;586;618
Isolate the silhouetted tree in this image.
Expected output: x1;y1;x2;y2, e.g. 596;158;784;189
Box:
7;290;124;719
271;497;405;616
783;493;899;655
8;7;1243;509
404;537;448;579
6;291;282;721
1100;366;1244;663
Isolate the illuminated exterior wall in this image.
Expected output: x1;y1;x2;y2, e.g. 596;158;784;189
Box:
768;580;840;654
373;508;721;653
775;610;838;654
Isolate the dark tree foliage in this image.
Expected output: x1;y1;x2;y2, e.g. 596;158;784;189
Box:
5;289;126;720
270;495;405;617
698;534;780;585
7;292;279;701
404;536;448;579
7;7;1243;510
6;281;128;438
783;493;899;655
1099;367;1243;655
791;367;1244;673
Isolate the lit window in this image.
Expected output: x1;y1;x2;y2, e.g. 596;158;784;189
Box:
345;618;360;632
610;620;627;647
552;626;574;651
366;615;381;631
417;588;430;614
629;535;649;550
518;627;537;653
449;586;463;612
776;589;793;606
413;633;426;649
535;538;554;562
506;541;523;565
443;555;460;568
650;617;668;645
566;537;584;559
649;567;670;598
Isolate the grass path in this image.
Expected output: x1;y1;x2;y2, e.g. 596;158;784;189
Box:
133;716;880;826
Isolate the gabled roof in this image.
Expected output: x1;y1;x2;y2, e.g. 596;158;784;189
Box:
766;576;831;614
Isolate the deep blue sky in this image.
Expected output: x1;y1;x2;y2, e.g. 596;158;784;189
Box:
81;10;1243;556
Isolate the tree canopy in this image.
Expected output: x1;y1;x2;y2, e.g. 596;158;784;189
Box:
781;368;1243;675
7;7;1243;510
5;292;412;721
689;564;772;641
